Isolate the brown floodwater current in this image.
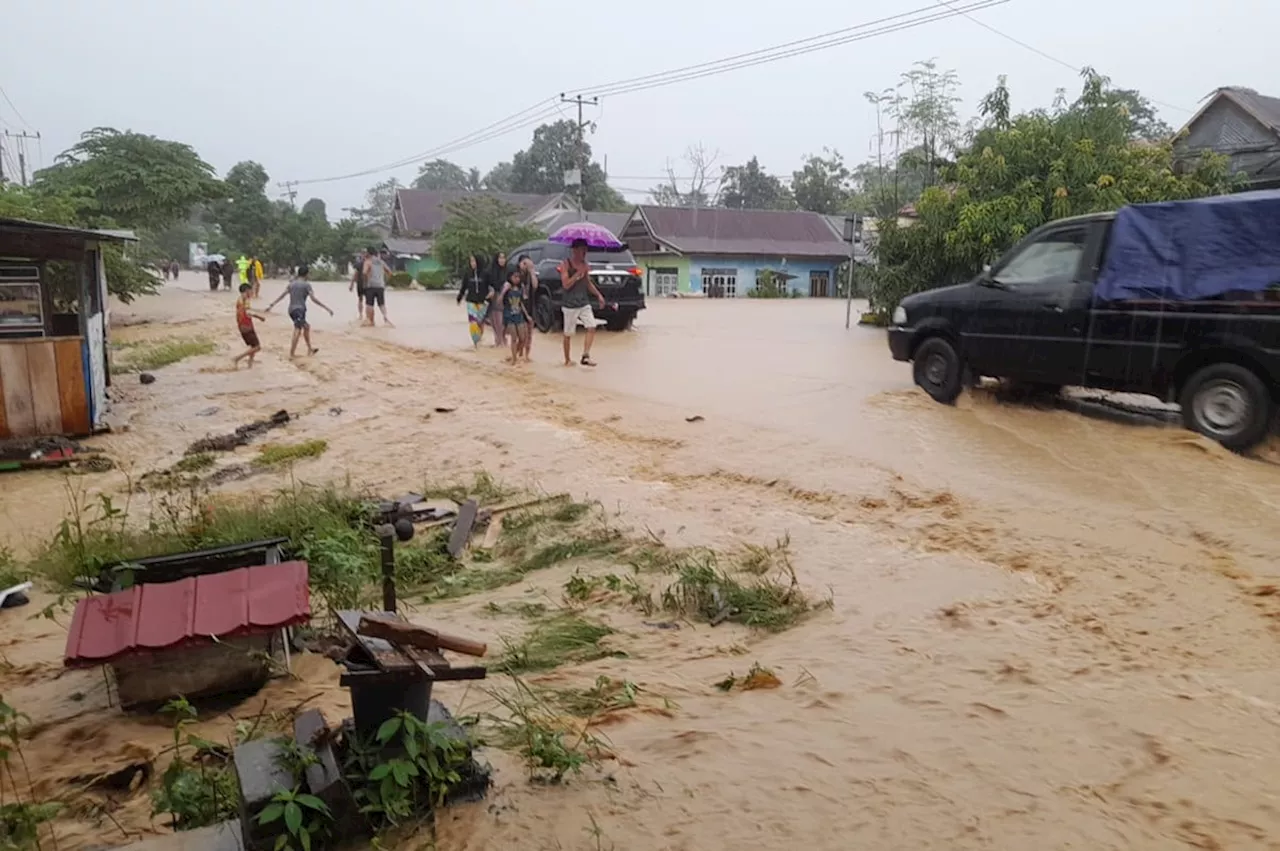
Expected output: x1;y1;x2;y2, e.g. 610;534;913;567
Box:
1;274;1278;850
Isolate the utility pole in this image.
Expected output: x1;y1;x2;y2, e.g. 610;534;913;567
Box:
4;131;39;186
560;93;598;215
277;180;299;207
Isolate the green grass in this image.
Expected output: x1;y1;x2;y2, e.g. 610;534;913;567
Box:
114;338;215;373
658;548;814;632
29;482;380;609
172;452;217;474
484;677;602;782
492;612;616;674
253;440;328;467
424;472;513;506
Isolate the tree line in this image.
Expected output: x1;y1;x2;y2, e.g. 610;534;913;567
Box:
0;58;1233;312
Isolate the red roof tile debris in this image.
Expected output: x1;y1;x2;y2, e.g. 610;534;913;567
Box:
64;562;310;667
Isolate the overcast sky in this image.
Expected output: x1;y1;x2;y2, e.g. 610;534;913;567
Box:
2;0;1273;216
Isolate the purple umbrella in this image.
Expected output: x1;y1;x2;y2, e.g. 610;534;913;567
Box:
547;221;625;251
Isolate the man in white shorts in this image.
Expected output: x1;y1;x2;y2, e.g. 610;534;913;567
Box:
557;238;606;367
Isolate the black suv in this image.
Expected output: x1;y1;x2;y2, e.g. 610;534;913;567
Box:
507;239;646;333
888;211;1280;451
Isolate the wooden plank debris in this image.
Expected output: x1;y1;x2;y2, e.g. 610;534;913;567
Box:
357;613;487;657
447;499;479;558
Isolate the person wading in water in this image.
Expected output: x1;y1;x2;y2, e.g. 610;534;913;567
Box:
361;247;394;327
456;253;492;348
557;238;606;367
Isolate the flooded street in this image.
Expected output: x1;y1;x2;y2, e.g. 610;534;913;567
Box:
3;274;1280;850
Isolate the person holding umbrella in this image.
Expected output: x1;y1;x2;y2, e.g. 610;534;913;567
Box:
557;237;606;367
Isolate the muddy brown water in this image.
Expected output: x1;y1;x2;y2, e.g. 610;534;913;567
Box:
1;273;1278;850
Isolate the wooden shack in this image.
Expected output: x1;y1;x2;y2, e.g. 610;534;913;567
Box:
0;216;135;439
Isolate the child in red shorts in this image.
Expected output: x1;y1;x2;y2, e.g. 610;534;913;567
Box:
233;283;267;368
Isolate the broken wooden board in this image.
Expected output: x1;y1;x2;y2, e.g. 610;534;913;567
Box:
357;613;487;657
447;499;479;558
335;610;486;682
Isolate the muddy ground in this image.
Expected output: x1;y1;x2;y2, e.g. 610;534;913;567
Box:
1;274;1279;850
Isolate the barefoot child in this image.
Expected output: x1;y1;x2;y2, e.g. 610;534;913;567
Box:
499;267;531;365
265;265;333;357
233;283;266;368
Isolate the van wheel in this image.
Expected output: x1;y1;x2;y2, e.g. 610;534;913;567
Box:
604;311;635;332
1179;363;1272;451
912;337;964;404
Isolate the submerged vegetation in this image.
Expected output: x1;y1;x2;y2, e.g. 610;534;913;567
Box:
112;338;216;373
254;440;329;467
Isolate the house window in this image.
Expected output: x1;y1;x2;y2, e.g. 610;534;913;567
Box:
652;267;679;297
809;271;830;298
702;267;738;298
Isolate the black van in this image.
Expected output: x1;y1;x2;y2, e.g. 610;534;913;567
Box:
887;195;1280;451
507;239;646;333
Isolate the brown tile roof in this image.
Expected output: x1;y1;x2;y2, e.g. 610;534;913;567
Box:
395;189;563;235
634;205;849;259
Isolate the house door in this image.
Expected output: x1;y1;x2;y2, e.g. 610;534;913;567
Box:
809;271;830;298
701;268;738;298
651;267;679;297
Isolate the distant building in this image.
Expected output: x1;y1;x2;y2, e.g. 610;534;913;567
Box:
387;189;573;276
1175;87;1280;190
620;206;853;298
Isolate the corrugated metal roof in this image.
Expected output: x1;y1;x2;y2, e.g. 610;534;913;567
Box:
0;217;139;243
383;236;432;255
64;562;310;666
634;205;850;259
395;189;564;235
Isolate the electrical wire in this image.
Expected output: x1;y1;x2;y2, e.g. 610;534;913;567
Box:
294;98;561;185
292;0;1006;186
0;86;32;130
930;0;1191;113
579;0;1006;100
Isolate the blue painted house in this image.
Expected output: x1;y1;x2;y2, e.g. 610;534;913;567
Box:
620;205;852;297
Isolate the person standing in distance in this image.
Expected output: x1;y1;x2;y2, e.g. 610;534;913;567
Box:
361;247;394;327
557;238;606;367
349;249;368;319
265;264;334;357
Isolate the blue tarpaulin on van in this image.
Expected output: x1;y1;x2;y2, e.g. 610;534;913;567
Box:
1094;189;1280;302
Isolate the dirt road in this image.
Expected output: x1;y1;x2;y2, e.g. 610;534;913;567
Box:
2;275;1279;850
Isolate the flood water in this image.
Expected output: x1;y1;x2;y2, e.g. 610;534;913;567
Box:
3;275;1277;850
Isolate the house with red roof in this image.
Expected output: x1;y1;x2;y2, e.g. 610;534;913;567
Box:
620;205;854;297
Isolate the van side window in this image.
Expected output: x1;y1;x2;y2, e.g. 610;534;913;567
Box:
993;226;1089;288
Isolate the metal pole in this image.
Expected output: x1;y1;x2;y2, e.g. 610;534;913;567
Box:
844;219;857;329
378;528;396;613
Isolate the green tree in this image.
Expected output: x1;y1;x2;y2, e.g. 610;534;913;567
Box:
791;149;850;214
1106;88;1173;142
483;161;515;191
0;182;158;303
414;159;481;191
300;197;327;220
720;157;794;210
510;121;627;211
432;196;542;277
867;70;1238;319
32;127;221;232
352;177;402;226
327;218;375;272
892;59;963;188
211;161;275;255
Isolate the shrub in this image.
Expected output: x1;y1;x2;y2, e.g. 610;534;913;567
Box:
387;271;414;289
416;269;451;290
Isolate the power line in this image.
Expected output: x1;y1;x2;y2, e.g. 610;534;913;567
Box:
580;0;1006;100
0;86;32;130
292;0;1006;186
930;0;1191;114
294;99;561;185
